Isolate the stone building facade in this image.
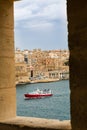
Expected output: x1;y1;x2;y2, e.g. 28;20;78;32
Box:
15;49;69;82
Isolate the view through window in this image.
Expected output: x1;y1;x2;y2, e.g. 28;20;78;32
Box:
14;0;70;120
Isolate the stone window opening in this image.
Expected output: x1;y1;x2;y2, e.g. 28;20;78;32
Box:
0;0;87;130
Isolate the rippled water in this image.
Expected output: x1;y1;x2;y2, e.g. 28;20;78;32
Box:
16;80;70;120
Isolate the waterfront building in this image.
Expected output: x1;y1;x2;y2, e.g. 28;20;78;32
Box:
15;49;69;82
15;49;30;84
15;49;24;63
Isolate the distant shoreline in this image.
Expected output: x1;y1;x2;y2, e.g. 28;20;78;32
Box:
16;78;69;86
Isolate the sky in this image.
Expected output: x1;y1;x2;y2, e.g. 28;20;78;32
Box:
14;0;68;51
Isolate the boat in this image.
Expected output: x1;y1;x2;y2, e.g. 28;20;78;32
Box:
24;88;53;99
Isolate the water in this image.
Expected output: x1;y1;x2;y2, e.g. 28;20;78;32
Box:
16;80;70;120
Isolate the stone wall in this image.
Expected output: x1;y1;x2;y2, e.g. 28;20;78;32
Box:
0;0;16;120
67;0;87;129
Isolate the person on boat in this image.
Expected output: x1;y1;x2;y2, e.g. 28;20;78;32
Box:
43;89;47;93
47;89;52;93
36;88;41;94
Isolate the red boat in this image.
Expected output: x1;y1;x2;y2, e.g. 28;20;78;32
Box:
24;89;53;99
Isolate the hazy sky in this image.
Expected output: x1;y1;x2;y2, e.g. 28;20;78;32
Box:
14;0;68;50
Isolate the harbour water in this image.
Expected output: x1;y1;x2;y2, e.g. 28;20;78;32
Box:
16;80;70;120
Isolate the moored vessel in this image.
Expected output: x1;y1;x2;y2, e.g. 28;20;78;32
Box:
24;88;53;99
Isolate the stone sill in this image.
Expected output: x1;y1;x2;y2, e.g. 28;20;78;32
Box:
0;116;71;130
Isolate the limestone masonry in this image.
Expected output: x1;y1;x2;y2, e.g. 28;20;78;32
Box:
15;48;69;84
